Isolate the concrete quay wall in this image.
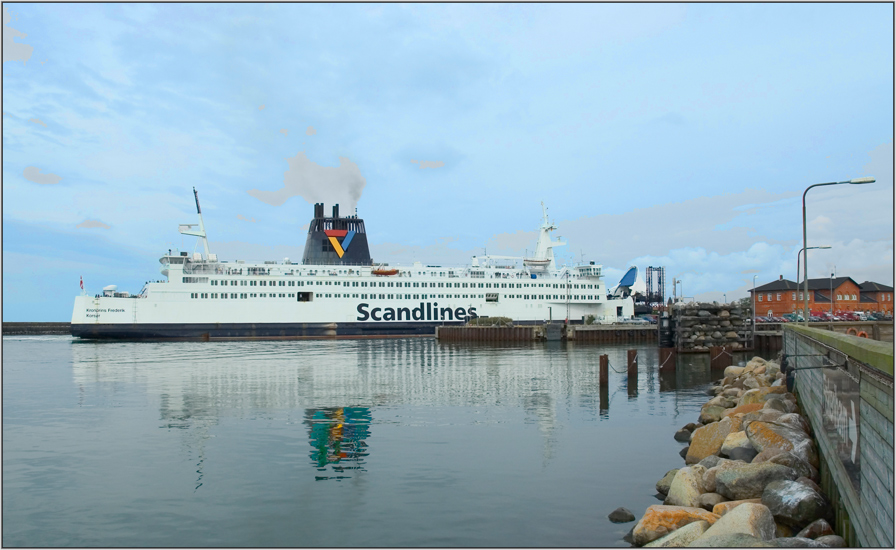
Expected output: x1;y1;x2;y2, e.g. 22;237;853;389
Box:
784;325;894;547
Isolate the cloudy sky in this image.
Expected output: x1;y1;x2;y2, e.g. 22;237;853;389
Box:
3;3;893;321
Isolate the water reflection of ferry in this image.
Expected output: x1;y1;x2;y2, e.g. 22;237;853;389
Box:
306;407;371;480
71;191;635;340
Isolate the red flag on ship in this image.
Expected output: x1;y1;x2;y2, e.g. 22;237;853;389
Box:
80;276;84;290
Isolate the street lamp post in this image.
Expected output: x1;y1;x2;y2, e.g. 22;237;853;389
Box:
802;177;875;326
830;273;835;317
797;245;831;318
752;275;758;349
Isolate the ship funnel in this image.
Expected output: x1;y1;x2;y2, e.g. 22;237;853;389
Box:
301;202;372;266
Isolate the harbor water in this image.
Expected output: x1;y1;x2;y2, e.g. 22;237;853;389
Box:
3;336;765;547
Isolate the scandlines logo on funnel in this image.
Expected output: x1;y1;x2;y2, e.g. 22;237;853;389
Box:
324;229;355;258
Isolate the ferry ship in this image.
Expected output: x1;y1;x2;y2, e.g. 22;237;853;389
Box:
71;190;635;339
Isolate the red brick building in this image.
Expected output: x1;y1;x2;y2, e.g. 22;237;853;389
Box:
859;281;894;314
749;276;891;316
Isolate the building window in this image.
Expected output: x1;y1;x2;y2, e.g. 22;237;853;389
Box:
792;292;796;300
767;293;772;302
851;294;856;301
759;295;763;302
837;294;842;300
776;293;781;301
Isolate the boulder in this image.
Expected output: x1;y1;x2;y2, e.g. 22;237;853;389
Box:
632;505;721;546
697;493;727;512
665;465;707;507
693;502;777;542
723;403;763;418
813;535;845;547
726;446;759;463
688;533;774;547
608;507;636;523
752;447;787;463
777;413;811;435
775;522;796;538
745;357;768;371
687;417;735;464
679;446;690;460
764;398;795;413
715;463;799;500
761;480;828;528
657;469;680;495
771;537;824;547
742;409;786;425
768;452;819;482
738;387;787;407
720;431;754;457
699;405;728;425
674;428;692;442
794;477;822;494
724;366;745;378
722;388;741;399
795;519;834;539
712;498;763;516
703;460;747;493
698;455;726;469
745;421;819;469
644;520;710;547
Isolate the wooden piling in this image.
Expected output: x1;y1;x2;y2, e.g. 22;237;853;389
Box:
709;346;732;370
659;347;676;373
627;349;638;378
627;349;638;397
599;354;609;385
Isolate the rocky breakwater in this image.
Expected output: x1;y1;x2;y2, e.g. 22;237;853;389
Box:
674;302;752;352
621;357;843;548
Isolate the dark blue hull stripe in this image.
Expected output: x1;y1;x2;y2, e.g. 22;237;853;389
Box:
70;322;466;340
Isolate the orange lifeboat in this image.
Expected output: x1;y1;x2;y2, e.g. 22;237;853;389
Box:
372;267;399;276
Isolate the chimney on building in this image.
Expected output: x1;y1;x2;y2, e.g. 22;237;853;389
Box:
779;275;783;280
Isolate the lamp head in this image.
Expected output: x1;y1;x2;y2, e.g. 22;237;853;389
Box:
849;177;875;184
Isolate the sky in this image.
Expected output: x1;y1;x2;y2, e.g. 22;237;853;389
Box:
2;3;893;321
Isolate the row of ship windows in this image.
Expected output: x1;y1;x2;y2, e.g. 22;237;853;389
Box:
184;277;597;290
189;292;598;301
191;293;293;299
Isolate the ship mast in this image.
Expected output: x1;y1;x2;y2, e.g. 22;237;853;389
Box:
178;187;211;258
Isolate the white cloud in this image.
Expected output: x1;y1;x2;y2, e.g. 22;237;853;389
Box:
410;160;445;169
23;166;62;184
76;219;111;229
3;7;34;66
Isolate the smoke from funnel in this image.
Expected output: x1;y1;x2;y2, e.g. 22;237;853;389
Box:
247;151;367;213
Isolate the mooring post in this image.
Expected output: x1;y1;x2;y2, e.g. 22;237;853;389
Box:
599;354;609;385
659;347;676;373
627;349;638;397
710;346;731;370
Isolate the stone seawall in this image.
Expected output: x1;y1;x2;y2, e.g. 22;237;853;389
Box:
673;303;753;352
610;356;848;548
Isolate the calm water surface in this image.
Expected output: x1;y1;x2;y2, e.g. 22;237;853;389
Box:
3;336;761;547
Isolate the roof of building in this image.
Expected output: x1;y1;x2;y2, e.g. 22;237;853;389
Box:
752;279;799;292
859;281;894;292
750;277;890;294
